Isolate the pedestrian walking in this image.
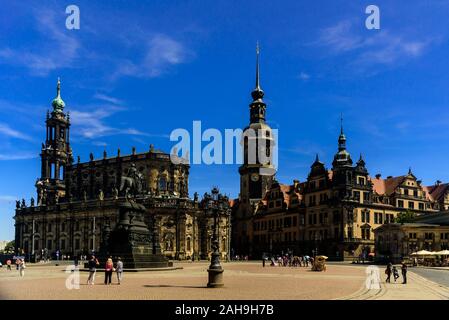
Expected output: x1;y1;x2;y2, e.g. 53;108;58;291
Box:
87;255;99;285
401;262;408;284
18;259;25;277
262;257;266;267
116;257;123;285
6;259;12;271
104;257;113;285
385;263;392;283
392;266;400;282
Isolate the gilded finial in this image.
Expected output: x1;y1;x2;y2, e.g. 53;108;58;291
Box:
57;77;61;97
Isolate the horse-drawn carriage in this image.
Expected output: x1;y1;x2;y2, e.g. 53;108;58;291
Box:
311;255;328;271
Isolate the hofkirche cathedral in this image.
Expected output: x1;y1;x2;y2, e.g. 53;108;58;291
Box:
14;79;232;261
14;47;449;261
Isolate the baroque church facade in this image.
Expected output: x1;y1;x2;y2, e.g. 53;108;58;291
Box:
14;80;231;261
231;48;449;260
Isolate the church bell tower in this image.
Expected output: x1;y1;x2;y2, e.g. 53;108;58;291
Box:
37;78;73;205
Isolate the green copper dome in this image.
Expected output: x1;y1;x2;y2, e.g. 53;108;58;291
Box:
52;78;65;112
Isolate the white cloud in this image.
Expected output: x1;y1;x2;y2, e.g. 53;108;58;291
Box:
298;72;310;81
315;20;435;68
0;153;37;161
0;8;80;76
70;106;167;139
317;20;364;53
93;93;123;105
0;123;33;141
113;34;193;79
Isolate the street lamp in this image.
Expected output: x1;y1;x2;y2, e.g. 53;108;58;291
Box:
204;187;229;288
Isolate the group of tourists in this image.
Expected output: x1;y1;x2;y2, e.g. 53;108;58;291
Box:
263;254;314;267
231;255;249;261
87;255;124;285
0;258;26;277
385;262;408;284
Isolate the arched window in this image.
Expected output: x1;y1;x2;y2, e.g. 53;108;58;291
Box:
159;177;167;191
186;237;191;251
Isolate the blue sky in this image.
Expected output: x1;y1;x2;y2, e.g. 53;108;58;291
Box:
1;0;449;240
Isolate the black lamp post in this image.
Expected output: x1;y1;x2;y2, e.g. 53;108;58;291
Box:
205;187;228;288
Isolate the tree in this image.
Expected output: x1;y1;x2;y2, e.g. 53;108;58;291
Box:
3;240;15;253
395;210;416;224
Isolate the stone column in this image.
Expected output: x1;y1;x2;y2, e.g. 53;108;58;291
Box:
177;214;187;260
152;215;162;255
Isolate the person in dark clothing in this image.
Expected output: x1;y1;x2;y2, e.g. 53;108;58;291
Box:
87;256;99;285
385;263;392;283
401;262;408;284
392;266;400;282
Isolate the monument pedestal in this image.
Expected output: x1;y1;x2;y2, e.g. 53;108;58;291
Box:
101;200;171;269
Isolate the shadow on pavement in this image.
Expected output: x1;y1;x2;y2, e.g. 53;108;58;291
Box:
143;284;206;289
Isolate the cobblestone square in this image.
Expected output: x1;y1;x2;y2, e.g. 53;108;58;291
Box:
2;261;449;300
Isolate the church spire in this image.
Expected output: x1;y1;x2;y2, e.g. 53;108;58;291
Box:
255;41;260;90
251;42;264;102
338;114;347;151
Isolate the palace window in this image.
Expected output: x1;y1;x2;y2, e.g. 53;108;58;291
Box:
358;177;366;185
353;191;360;201
61;239;66;250
361;228;370;240
47;239;52;250
419;203;424;211
75;239;80;250
398;200;404;208
159;177;167;191
361;211;370;223
363;192;370;202
408;202;415;209
425;233;434;240
374;212;383;224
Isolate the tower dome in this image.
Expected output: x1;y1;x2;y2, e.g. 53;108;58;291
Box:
52;78;65;113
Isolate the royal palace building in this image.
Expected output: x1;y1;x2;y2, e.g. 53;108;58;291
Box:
14;80;231;261
231;49;449;261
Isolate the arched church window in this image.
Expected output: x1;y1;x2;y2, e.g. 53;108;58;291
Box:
186;237;191;251
159;177;167;191
59;165;64;180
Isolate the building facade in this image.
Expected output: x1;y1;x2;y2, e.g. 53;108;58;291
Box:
374;221;449;263
231;49;449;260
14;80;231;261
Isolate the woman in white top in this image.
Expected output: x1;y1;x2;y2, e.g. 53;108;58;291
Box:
19;259;26;277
